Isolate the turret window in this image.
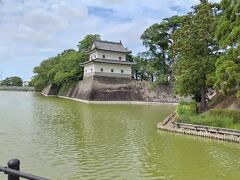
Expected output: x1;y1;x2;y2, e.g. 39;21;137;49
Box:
121;70;124;73
101;68;103;72
111;69;114;72
102;55;105;58
119;57;122;60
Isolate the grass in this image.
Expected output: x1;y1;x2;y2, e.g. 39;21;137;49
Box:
177;100;240;130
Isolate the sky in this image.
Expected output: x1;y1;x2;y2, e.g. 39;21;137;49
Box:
0;0;220;80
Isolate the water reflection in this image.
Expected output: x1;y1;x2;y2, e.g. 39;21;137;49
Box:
1;91;240;180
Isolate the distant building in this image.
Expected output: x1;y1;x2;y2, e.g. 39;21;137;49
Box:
81;40;135;78
22;81;30;87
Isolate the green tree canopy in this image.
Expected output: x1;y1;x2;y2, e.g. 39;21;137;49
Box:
140;15;183;81
54;49;84;85
132;54;148;81
1;76;23;86
171;0;218;111
77;34;101;53
214;0;240;97
31;34;101;92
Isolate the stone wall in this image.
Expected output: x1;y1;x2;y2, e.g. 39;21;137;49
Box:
42;84;59;96
63;76;143;101
42;76;184;102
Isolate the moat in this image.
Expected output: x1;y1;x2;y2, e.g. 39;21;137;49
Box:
1;91;240;179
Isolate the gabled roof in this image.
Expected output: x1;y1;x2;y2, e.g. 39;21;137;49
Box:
90;40;131;53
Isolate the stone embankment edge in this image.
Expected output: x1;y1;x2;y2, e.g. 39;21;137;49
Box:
41;92;56;97
158;112;240;143
58;95;178;105
0;86;34;91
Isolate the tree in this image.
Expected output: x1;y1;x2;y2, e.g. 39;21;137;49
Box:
171;0;218;112
214;0;240;97
31;34;101;92
140;15;183;81
53;49;84;85
132;55;148;81
77;34;101;53
31;56;59;91
1;76;23;86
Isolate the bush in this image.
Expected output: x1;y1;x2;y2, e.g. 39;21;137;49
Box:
178;108;240;130
176;100;197;116
179;113;233;127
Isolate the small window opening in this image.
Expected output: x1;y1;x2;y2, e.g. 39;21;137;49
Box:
121;70;124;73
119;57;122;60
111;69;114;72
101;68;103;72
102;55;105;58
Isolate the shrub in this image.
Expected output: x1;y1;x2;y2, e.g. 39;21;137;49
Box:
179;113;233;127
176;100;197;116
178;108;240;130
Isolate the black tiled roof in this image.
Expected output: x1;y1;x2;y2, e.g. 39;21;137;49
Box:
91;40;131;53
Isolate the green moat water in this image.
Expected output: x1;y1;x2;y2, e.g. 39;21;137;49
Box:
0;91;240;180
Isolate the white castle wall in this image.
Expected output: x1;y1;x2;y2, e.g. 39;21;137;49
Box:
84;62;132;78
89;50;127;61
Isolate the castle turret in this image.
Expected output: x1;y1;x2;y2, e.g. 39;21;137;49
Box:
81;40;135;79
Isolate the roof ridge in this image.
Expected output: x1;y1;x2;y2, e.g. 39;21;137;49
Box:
94;40;122;44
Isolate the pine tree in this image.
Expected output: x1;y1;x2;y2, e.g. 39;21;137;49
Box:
171;0;218;112
214;0;240;97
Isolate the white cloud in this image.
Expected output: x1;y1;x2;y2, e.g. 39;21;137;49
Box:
0;0;220;80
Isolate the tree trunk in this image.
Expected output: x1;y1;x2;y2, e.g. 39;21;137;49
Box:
135;70;138;80
162;49;166;64
151;74;154;82
199;85;208;113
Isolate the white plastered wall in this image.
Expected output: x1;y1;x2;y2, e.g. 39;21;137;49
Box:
84;62;132;77
84;63;94;76
89;50;127;61
94;63;131;74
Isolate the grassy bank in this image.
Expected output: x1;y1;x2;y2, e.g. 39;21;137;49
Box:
177;101;240;130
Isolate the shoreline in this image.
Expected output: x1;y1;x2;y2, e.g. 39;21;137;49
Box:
58;95;178;105
40;92;178;105
158;112;240;143
0;86;34;92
